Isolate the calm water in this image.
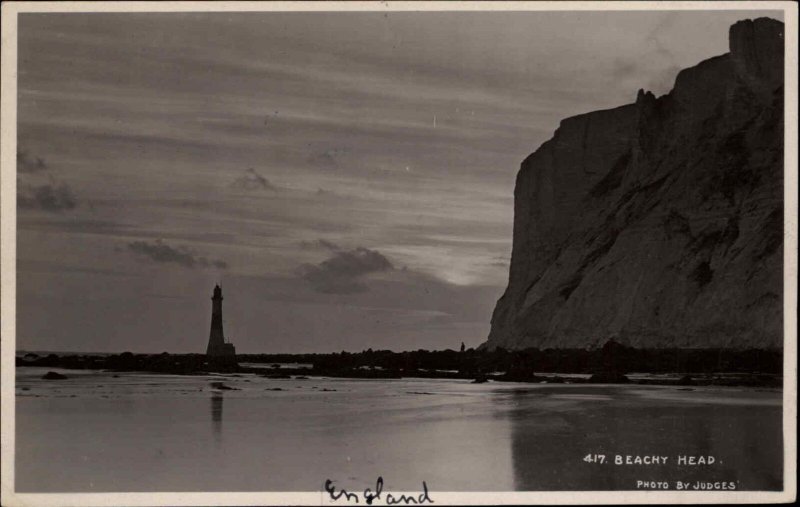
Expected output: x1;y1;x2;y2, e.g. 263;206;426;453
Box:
15;367;782;492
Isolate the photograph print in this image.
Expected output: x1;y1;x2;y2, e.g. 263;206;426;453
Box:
1;1;796;505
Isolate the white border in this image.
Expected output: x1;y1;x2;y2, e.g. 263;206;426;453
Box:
1;2;797;506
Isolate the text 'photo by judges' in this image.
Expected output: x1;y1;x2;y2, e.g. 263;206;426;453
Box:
0;1;797;506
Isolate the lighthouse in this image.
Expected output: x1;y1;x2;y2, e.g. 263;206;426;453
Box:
206;285;236;361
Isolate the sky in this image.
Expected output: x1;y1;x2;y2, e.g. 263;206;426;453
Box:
14;9;781;354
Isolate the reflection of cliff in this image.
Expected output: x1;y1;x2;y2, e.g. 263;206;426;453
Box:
485;18;784;350
503;387;782;490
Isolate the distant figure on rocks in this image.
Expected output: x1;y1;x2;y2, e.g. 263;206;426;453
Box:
460;342;466;353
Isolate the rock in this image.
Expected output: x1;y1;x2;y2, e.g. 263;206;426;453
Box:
484;18;783;351
41;371;67;380
588;372;630;384
677;375;696;386
209;381;238;390
260;372;291;379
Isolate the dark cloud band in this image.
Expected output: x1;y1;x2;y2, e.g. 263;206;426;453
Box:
18;183;77;212
128;239;228;269
297;246;393;294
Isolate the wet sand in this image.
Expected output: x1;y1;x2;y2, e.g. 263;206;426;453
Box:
15;367;782;492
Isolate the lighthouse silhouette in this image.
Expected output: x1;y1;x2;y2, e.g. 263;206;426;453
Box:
206;285;236;362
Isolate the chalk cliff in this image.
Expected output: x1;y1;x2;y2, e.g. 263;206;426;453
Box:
484;18;784;350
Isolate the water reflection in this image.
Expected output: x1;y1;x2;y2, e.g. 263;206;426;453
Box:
504;386;783;491
211;394;223;443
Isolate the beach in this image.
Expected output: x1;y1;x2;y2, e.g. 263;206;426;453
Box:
15;367;782;492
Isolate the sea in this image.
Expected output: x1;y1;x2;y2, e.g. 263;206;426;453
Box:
15;366;783;492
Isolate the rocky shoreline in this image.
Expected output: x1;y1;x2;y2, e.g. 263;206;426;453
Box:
17;341;782;388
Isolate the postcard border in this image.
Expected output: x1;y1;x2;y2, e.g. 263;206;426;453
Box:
1;2;797;506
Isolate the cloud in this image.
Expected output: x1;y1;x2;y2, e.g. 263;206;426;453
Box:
230;168;278;191
296;246;393;294
307;147;348;169
17;183;77;212
299;239;342;251
17;149;78;212
646;12;679;61
128;239;228;269
611;59;639;80
313;188;350;201
17;150;48;173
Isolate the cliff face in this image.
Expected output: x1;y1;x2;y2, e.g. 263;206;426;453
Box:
485;18;784;350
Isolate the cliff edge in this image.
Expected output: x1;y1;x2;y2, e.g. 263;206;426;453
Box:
484;18;784;350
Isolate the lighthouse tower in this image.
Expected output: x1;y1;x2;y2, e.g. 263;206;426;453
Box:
206;285;236;360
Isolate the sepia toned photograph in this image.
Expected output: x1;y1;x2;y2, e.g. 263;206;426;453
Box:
1;1;796;505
